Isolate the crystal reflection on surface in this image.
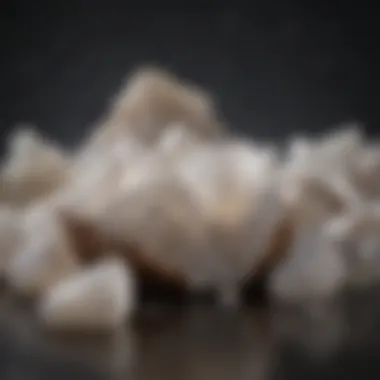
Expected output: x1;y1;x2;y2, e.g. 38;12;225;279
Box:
2;288;380;380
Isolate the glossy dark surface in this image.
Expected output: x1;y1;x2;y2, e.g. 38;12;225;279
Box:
2;287;380;380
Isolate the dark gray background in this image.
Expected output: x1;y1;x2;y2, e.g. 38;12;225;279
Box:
1;0;378;151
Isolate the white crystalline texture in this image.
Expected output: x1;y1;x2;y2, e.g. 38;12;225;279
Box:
350;143;380;200
83;66;225;155
269;225;347;302
4;68;380;316
272;125;380;303
283;126;380;215
108;67;223;141
0;206;25;274
38;257;135;331
325;204;380;287
156;122;203;158
282;127;364;221
89;139;283;306
5;208;79;297
0;126;70;207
